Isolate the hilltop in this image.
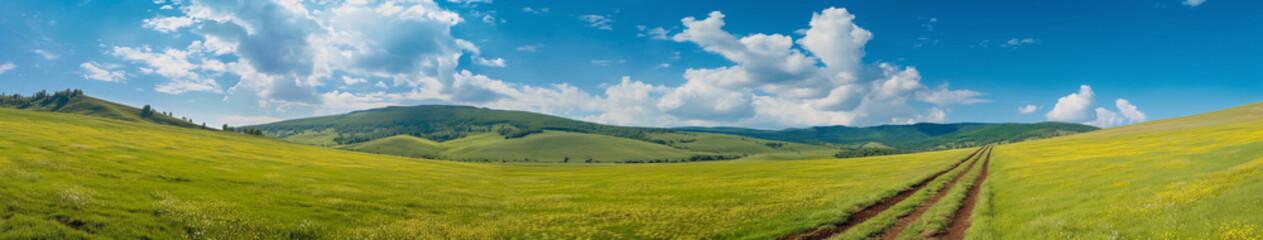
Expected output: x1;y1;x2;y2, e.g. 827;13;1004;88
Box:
0;89;201;128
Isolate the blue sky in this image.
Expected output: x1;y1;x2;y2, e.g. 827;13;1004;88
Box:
0;0;1259;129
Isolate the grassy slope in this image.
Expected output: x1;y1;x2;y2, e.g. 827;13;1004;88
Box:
0;108;972;239
348;131;708;162
680;122;1098;151
4;95;199;128
969;102;1263;239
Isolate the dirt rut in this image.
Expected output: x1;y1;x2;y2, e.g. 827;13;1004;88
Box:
938;146;992;240
876;146;989;240
779;147;986;240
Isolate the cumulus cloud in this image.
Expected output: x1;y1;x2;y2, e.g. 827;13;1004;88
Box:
124;3;983;129
1183;0;1207;7
1115;99;1147;123
0;62;15;74
1087;107;1124;128
1044;85;1147;128
1046;85;1095;122
1018;104;1038;114
79;62;128;82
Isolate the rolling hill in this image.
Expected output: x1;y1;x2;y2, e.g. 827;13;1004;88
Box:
0;89;200;128
251;105;835;163
679;121;1098;151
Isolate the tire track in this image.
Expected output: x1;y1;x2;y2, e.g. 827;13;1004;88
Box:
780;147;986;240
939;145;992;240
876;146;989;240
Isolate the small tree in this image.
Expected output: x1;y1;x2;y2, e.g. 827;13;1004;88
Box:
563;157;569;163
140;105;154;118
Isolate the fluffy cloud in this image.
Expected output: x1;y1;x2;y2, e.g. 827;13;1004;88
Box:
79;62;128;82
1183;0;1207;7
1115;99;1147;123
0;62;15;74
1087;107;1124;128
654;8;982;126
1044;85;1147;128
1018;104;1038;114
125;3;982;128
143;16;196;33
1046;85;1095;122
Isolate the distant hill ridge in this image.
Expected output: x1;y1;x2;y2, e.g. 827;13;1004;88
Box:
678;121;1099;151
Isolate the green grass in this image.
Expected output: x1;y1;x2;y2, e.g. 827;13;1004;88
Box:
968;102;1263;239
895;147;988;239
830;147;984;240
0;107;974;239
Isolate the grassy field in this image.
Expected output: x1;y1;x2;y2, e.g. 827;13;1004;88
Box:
0;107;973;239
343;131;834;163
968;102;1263;239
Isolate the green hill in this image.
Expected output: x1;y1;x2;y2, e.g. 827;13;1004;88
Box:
968;102;1263;238
253;105;834;163
0;89;200;128
678;121;1098;151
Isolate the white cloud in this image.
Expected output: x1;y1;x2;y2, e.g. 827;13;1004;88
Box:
475;57;506;67
578;14;613;30
1001;38;1038;48
1183;0;1207;7
916;84;988;106
0;62;15;74
516;45;541;52
1046;85;1095;122
1087;107;1124;128
143;16;195;33
590;59;624;66
342;76;367;85
221;115;283;126
33;49;59;60
1044;85;1146;128
655;63;670;68
1115;98;1147;123
79;62;128;82
522;7;548;14
638;26;670;40
110;46;221;94
1018;104;1038;114
123;3;983;129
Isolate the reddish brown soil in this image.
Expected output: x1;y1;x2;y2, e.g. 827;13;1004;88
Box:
939;146;992;240
876;146;988;240
778;147;985;240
